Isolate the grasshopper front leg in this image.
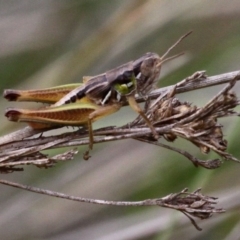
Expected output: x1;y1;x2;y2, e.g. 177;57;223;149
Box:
127;95;159;139
113;73;159;140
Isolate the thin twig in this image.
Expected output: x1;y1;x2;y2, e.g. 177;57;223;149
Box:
0;179;225;231
136;137;222;169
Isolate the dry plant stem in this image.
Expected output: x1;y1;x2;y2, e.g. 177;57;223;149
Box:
0;126;170;154
0;126;40;145
0;137;73;163
193;139;240;162
0;179;225;231
0;70;240;145
177;76;237;125
136;137;222;169
0;149;78;168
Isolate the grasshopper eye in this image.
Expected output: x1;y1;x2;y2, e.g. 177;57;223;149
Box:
140;57;159;78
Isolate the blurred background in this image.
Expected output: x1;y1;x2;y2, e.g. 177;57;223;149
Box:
0;0;240;239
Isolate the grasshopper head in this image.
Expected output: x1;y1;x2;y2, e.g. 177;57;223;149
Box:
135;52;161;95
135;31;192;96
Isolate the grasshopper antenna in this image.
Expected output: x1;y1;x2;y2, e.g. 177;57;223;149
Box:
156;31;192;68
161;31;192;60
160;52;185;65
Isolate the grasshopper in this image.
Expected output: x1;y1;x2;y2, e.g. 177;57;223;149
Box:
4;32;191;150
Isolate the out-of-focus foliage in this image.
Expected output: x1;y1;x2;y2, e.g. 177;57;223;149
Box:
0;0;240;239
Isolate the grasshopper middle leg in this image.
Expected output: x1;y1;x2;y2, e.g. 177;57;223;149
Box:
88;103;122;149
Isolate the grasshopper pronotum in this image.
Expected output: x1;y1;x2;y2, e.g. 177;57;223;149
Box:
4;32;191;150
